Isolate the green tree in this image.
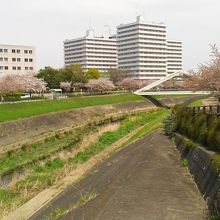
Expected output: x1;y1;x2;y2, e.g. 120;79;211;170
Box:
85;68;101;79
37;66;61;89
58;68;72;82
107;69;126;84
65;64;87;84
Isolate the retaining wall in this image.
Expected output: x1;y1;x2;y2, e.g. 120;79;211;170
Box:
174;133;220;216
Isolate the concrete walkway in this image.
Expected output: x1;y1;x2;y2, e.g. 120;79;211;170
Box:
203;97;219;106
30;131;206;220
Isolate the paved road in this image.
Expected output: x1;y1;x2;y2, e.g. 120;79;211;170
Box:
29;131;206;220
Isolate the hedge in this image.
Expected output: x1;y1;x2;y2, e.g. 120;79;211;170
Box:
174;106;220;152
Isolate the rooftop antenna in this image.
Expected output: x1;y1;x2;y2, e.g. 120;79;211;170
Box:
135;1;143;18
143;10;146;19
104;25;111;38
89;16;93;29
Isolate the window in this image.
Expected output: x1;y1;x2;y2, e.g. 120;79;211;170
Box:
17;49;20;53
25;67;28;70
12;49;16;53
17;66;21;70
17;58;21;62
24;58;28;62
29;58;33;62
4;58;8;61
29;50;33;54
24;50;28;54
12;66;16;70
12;58;16;62
0;66;3;70
30;67;33;70
4;66;8;70
4;49;8;53
0;49;2;53
0;57;3;61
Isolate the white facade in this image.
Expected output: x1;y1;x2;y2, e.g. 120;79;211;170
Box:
166;41;183;75
117;16;183;80
0;45;36;76
64;30;117;72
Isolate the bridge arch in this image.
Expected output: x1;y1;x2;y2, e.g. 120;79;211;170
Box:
134;71;211;96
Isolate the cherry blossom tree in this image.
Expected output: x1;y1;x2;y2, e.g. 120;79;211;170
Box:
117;78;142;91
0;74;47;100
85;78;115;92
184;45;220;92
19;75;47;93
60;82;71;92
72;82;85;90
160;79;186;90
0;75;20;94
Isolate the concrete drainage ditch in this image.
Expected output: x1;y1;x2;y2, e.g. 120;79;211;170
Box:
174;133;220;217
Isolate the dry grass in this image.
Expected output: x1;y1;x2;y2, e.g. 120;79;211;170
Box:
0;122;120;218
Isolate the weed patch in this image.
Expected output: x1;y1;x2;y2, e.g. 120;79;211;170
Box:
181;159;189;167
45;192;97;220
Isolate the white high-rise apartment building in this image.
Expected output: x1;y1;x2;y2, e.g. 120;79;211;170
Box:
166;41;183;74
0;45;36;76
117;16;183;80
64;29;117;72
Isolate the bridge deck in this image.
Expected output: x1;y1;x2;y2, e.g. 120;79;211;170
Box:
134;70;211;96
134;91;211;96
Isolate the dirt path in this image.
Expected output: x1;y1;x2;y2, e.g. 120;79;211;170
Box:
29;131;206;220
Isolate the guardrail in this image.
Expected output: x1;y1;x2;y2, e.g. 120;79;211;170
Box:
186;105;220;116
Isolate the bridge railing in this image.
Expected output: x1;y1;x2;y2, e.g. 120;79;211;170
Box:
186;105;220;116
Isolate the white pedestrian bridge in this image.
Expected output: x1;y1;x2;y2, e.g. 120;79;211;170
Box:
134;71;211;96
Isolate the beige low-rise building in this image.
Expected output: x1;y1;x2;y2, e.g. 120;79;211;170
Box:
0;44;36;76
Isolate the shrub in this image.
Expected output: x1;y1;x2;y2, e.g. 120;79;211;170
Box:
163;115;176;136
185;140;197;150
174;106;220;152
211;153;220;172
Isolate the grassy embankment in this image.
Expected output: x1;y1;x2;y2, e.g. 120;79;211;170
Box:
152;94;199;100
0;94;145;122
0;113;131;177
188;99;204;107
0;109;169;217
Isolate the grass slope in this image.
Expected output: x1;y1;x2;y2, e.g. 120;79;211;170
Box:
152;94;199;100
0;94;145;122
0;109;168;216
188;99;203;107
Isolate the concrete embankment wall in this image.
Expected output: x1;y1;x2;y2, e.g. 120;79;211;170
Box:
174;133;220;216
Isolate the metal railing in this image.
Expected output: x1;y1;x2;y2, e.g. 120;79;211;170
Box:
186;105;220;116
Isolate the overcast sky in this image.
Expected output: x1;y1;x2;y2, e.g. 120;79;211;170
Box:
0;0;219;71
